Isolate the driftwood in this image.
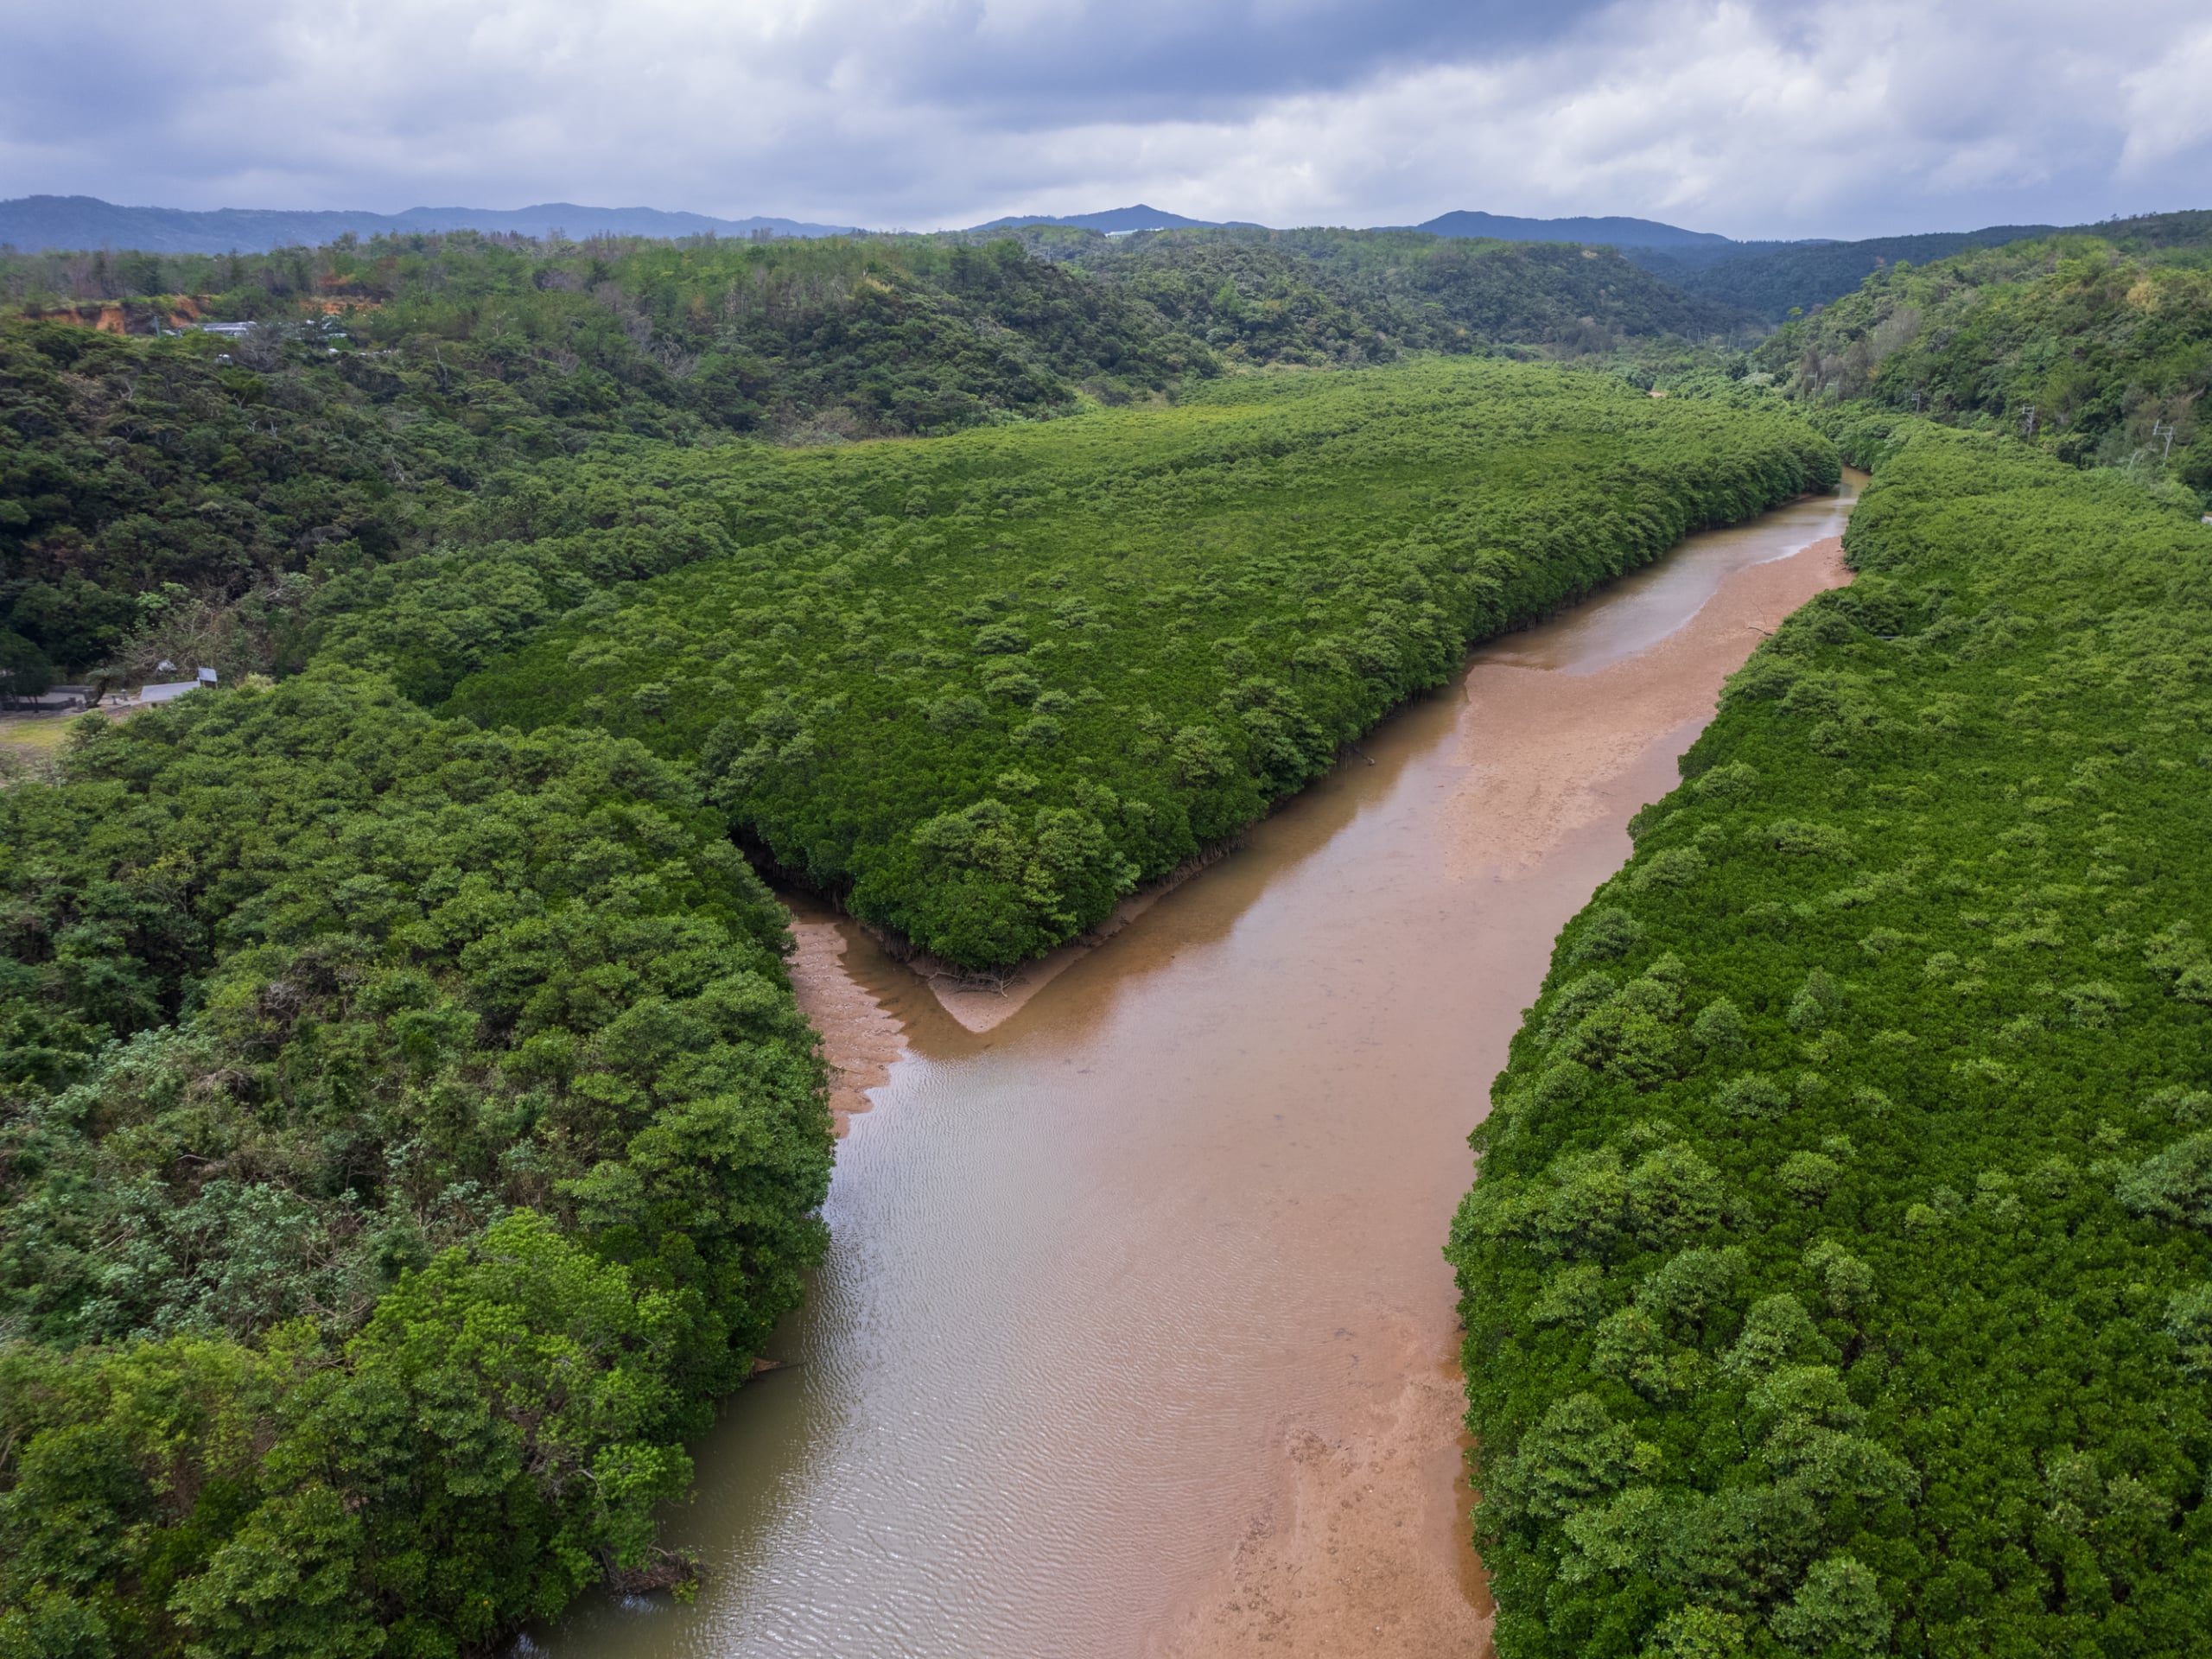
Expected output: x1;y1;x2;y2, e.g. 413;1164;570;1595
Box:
603;1547;702;1600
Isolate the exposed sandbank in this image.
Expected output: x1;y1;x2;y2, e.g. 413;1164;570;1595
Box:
1148;1319;1493;1659
888;839;1243;1035
785;917;906;1135
1447;534;1850;876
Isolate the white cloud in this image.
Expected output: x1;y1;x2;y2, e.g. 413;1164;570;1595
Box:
2119;23;2212;173
3;0;2207;236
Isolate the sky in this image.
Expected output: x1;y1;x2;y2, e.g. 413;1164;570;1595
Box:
5;0;2209;240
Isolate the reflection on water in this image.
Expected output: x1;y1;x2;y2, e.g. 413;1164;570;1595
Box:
532;477;1862;1659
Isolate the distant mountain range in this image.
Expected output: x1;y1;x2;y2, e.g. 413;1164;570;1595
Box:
969;205;1771;251
0;196;858;254
0;194;2115;321
2;194;1778;255
1408;209;1770;254
963;203;1263;233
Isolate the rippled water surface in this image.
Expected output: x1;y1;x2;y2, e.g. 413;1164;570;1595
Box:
533;479;1861;1659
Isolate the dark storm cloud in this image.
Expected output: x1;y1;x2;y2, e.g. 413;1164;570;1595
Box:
2;0;2208;239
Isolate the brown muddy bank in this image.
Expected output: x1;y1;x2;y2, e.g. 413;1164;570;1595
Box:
528;478;1860;1659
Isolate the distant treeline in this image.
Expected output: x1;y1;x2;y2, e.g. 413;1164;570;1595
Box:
1452;424;2212;1657
0;227;1750;684
1618;211;2210;323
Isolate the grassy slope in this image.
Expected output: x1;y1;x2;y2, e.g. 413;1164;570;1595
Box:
443;360;1837;967
1450;427;2212;1658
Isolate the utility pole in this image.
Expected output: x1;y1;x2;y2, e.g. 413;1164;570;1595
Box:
2021;405;2037;437
2152;421;2177;460
1910;390;1923;411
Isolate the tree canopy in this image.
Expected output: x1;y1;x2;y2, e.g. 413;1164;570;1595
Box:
441;361;1835;967
1452;427;2212;1657
0;671;832;1655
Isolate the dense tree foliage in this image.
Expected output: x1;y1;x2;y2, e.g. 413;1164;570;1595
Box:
0;343;1831;1651
0;671;832;1654
0;217;1800;1649
1038;226;1751;359
41;209;2202;1659
1617;212;2212;325
1746;221;2212;505
1630;226;2061;322
1449;428;2212;1657
0;321;445;673
0;238;1201;673
3;227;1749;677
443;362;1834;968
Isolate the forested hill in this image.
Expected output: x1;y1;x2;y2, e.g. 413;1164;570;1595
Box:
1630;225;2061;321
1749;217;2212;499
0;236;1204;681
1042;226;1747;358
1625;212;2212;323
1;226;1751;685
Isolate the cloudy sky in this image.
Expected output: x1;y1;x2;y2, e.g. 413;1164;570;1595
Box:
7;0;2209;238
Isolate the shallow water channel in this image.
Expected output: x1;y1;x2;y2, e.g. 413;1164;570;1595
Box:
534;477;1863;1659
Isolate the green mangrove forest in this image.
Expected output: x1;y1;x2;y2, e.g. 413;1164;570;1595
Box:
441;365;1833;965
1452;429;2212;1656
3;210;2210;1656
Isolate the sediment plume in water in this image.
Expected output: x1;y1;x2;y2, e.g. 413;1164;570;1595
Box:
1154;532;1850;1658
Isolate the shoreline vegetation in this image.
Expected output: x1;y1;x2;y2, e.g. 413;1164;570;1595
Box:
2;207;2209;1656
442;362;1837;969
1450;425;2212;1657
0;353;1831;1656
0;676;836;1656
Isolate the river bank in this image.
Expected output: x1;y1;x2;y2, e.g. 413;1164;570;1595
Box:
528;478;1859;1659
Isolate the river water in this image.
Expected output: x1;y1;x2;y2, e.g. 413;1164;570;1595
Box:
531;478;1862;1659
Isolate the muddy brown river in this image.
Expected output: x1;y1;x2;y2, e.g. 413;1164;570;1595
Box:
530;476;1863;1659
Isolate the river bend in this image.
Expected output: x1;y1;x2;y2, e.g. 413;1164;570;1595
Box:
530;476;1863;1659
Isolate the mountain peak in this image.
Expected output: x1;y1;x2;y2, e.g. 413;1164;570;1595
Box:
964;204;1253;234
